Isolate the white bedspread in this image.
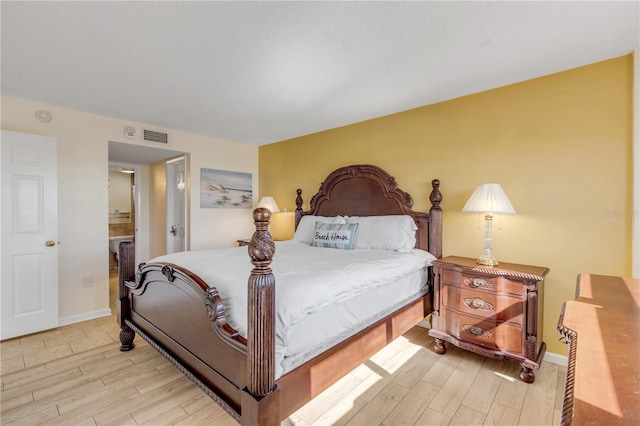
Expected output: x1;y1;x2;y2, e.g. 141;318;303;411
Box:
151;240;436;377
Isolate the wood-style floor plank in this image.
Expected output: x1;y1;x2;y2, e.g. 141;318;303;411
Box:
462;357;511;415
485;401;522;426
382;379;440;425
0;271;566;425
518;362;558;426
427;351;485;418
450;405;486;426
345;381;409;426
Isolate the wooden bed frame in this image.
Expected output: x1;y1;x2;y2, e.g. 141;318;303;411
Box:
117;164;443;425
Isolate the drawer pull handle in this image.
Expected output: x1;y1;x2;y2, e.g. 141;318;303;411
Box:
464;297;494;311
466;277;494;289
463;324;492;338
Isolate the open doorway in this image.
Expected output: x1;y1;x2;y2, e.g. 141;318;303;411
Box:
107;141;187;272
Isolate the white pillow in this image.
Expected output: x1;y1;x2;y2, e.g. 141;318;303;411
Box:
311;222;359;250
293;215;346;244
346;215;417;251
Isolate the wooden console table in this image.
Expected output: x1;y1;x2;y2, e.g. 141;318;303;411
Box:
557;273;640;425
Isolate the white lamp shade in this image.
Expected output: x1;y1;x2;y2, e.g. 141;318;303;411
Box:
257;196;280;213
462;183;516;214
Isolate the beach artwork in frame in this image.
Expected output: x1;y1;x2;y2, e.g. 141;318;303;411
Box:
200;168;252;208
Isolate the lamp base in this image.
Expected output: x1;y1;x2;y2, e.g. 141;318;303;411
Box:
476;214;499;267
476;254;499;267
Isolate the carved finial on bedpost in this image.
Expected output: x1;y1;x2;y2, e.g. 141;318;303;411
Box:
248;208;275;267
243;208;281;425
429;179;442;209
429;179;443;259
295;188;303;230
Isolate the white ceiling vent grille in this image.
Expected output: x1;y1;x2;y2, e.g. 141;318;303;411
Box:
143;129;168;144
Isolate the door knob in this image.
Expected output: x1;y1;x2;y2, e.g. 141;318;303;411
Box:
45;240;56;247
170;225;178;236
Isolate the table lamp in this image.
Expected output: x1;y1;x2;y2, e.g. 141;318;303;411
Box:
462;183;516;266
257;196;280;214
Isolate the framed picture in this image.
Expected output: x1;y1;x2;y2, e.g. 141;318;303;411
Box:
200;168;252;208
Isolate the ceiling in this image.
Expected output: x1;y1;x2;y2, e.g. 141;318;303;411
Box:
2;1;638;146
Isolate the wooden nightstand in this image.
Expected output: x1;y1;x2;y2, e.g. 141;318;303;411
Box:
429;256;549;383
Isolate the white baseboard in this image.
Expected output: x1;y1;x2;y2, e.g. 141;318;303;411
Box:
543;351;568;367
417;319;431;329
417;313;432;329
59;309;112;327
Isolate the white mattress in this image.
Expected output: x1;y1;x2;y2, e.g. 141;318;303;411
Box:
281;266;428;375
151;240;436;378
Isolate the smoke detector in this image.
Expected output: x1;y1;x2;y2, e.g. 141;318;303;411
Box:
35;110;52;122
124;125;137;139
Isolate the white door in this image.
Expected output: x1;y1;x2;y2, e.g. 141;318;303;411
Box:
166;157;187;254
1;130;59;340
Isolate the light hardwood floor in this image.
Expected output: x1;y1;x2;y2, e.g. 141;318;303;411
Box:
1;271;566;425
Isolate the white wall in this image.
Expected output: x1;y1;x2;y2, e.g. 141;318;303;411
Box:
108;171;132;216
1;96;259;324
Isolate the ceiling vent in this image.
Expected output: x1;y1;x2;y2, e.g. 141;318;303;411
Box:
143;129;168;144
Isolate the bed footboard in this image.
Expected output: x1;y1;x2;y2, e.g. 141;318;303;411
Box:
117;241;248;418
117;209;281;425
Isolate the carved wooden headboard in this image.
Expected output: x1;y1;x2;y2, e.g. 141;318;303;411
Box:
294;164;442;258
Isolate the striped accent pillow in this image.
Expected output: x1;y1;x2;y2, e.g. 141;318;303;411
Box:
311;222;359;250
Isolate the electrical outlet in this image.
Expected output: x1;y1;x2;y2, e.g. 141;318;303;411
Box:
82;276;93;287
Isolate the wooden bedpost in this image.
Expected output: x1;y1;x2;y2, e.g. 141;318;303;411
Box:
429;179;443;259
294;188;303;230
241;208;281;425
118;241;136;351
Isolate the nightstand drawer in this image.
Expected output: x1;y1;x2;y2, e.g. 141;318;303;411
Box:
461;274;526;296
442;269;525;295
460;288;524;325
442;285;524;325
442;284;524;325
442;310;523;353
459;314;523;353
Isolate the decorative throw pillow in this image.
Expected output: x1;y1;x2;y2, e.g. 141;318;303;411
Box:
311;222;359;250
293;215;346;244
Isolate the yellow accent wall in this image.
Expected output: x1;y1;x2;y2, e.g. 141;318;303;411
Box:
259;55;633;356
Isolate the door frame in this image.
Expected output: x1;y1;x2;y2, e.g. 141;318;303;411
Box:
165;156;189;254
